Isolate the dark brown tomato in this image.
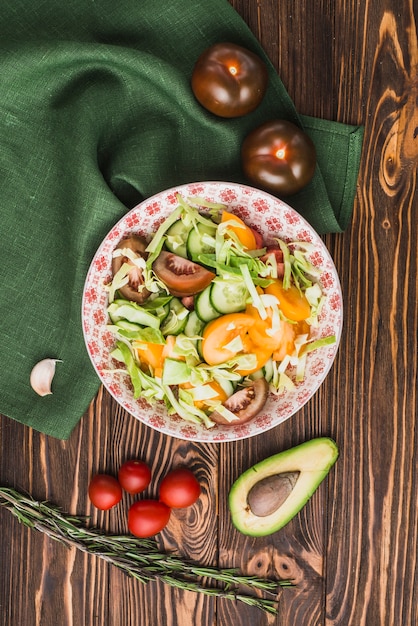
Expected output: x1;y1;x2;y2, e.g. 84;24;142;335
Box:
210;378;269;425
241;120;316;196
191;42;268;118
112;235;151;303
152;250;215;297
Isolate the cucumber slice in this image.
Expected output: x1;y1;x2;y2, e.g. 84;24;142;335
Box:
187;223;216;261
210;279;249;314
142;295;172;322
153;304;170;322
142;295;172;309
249;368;265;381
115;319;142;332
160;298;189;336
263;359;274;382
107;302;160;329
165;220;189;258
195;286;221;322
114;319;164;342
184;310;205;337
213;376;235;398
196;337;204;360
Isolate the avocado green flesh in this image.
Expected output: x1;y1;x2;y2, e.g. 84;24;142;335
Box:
228;437;339;537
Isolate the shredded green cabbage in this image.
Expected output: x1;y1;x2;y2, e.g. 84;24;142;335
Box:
111;341;165;401
105;195;337;426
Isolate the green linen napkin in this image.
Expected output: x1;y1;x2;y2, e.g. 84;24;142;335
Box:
0;0;363;439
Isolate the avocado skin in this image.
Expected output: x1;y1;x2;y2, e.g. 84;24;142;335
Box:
228;437;339;537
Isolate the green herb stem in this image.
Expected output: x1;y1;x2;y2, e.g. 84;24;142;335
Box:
0;487;292;614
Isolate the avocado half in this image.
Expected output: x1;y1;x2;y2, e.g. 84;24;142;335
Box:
228;437;339;536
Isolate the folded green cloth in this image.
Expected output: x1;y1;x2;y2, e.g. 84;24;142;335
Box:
0;0;363;439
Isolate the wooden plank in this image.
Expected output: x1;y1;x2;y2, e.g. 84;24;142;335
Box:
324;4;418;624
1;1;417;625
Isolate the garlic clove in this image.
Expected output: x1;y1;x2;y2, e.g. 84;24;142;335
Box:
30;358;62;396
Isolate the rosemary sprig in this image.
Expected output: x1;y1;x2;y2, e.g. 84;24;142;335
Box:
0;487;292;614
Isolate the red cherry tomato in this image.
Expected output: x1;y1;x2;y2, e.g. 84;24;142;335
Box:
191;42;268;118
128;500;171;538
118;460;152;495
159;468;201;509
242;120;316;196
88;474;122;511
152;250;215;297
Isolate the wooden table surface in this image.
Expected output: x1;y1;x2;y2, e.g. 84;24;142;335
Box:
1;1;417;625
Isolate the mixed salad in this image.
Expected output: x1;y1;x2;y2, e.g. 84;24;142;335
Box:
106;194;335;429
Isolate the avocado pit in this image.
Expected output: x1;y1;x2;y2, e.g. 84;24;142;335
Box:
247;472;299;517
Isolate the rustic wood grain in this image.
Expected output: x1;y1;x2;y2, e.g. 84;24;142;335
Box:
328;5;418;626
1;1;417;625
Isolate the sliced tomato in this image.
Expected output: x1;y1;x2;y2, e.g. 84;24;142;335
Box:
161;335;178;359
154;336;185;378
245;300;297;364
153;251;215;297
248;321;293;353
250;227;264;249
260;246;285;278
209;378;269;425
272;323;296;361
112;235;150;303
246;302;295;353
261;246;284;263
181;380;228;410
181;295;195;310
235;342;272;375
202;313;255;365
296;320;311;336
221;211;257;250
201;313;271;375
133;341;165;372
265;278;311;321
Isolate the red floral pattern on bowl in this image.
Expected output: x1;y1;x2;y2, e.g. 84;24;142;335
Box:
82;182;343;442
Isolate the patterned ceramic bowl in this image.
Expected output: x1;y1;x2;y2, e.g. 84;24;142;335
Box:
82;181;343;442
